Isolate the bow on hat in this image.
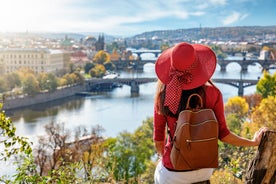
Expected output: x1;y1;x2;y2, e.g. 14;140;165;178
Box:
164;69;192;114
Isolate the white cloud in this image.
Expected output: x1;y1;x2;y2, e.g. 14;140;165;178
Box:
222;11;245;25
0;0;271;36
209;0;227;5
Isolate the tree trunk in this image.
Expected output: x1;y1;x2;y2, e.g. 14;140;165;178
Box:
245;130;276;184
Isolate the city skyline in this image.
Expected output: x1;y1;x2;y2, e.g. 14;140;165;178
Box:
0;0;275;37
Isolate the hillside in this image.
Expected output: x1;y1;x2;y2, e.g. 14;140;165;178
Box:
129;26;276;42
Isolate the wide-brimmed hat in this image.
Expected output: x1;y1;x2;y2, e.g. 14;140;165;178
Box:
155;42;217;114
155;42;217;90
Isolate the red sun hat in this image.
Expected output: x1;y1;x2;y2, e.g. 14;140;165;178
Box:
155;42;217;90
155;42;217;114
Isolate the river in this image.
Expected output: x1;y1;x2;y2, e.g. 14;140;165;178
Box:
1;54;272;176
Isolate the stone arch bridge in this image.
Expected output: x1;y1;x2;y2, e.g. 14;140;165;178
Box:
117;50;276;72
85;77;258;96
115;59;276;72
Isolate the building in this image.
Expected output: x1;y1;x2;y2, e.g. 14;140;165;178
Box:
0;48;69;74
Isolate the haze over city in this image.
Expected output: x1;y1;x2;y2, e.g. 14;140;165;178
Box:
0;0;275;36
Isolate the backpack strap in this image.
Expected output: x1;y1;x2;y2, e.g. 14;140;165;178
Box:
167;93;203;142
185;93;203;110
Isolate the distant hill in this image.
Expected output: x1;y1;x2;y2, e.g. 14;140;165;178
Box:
128;26;276;42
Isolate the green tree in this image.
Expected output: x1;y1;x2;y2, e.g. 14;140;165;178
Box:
0;78;8;93
104;117;155;183
22;73;40;95
47;73;58;91
0;103;32;161
256;71;276;98
38;72;58;92
5;72;21;90
211;45;227;60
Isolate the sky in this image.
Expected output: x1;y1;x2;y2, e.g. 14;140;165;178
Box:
0;0;275;37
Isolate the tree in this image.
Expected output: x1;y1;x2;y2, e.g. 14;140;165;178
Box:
256;71;276;98
89;64;106;78
225;96;249;118
0;103;32;161
84;62;95;74
0;78;8;93
5;72;21;90
22;73;40;95
103;61;116;71
93;50;111;65
251;96;276;131
38;72;58;92
211;45;227;60
104;117;155;183
243;93;262;110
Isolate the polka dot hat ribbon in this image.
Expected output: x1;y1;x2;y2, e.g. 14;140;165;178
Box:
164;69;192;114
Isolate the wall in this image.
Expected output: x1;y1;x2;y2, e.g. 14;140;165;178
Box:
2;84;86;110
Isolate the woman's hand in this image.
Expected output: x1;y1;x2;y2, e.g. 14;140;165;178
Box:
252;127;268;146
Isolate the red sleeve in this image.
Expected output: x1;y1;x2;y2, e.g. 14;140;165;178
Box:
206;86;230;139
153;107;167;141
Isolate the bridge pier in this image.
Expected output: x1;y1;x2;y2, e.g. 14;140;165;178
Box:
130;81;139;97
220;65;226;72
238;82;244;96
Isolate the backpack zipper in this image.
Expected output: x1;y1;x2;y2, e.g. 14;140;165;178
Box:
186;137;217;150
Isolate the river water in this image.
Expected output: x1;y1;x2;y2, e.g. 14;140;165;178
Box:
1;54;271;176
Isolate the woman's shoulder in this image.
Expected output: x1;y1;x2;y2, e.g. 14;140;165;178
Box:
204;82;222;97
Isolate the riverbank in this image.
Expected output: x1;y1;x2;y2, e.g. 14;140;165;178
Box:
2;84;86;110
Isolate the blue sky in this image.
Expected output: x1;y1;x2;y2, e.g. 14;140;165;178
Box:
0;0;275;36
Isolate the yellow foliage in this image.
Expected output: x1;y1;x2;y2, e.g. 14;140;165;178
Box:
83;151;89;163
251;96;276;130
225;96;249;118
262;46;270;51
93;50;111;64
211;170;243;184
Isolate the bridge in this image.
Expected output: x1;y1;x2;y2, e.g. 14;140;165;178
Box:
121;49;276;72
114;59;276;72
85;77;258;97
131;50;161;59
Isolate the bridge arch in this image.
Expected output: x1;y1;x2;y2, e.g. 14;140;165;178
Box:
224;62;242;72
134;52;158;60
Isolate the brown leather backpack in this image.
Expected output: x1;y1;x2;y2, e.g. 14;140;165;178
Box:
170;93;219;171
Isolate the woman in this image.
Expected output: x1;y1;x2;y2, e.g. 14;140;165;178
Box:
153;42;266;184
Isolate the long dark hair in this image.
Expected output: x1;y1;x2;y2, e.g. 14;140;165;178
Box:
154;80;206;118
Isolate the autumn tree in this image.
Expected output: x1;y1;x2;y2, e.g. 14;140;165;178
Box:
224;96;249;135
89;64;106;78
251;96;276;131
256;70;276;98
93;50;111;65
84;62;95;74
243;93;262;110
